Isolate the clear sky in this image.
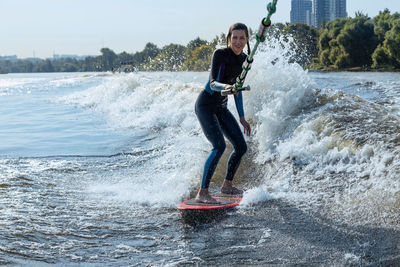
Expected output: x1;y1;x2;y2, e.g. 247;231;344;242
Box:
1;0;399;59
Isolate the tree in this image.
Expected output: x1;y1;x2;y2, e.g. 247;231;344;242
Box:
372;12;400;68
181;37;211;70
189;44;214;71
38;59;54;72
132;42;160;70
315;17;377;69
314;18;348;68
373;9;393;43
372;44;391;68
100;48;117;71
338;16;377;67
186;37;208;51
83;56;102;72
147;44;186;71
183;37;209;70
354;11;370;20
282;23;319;66
382;20;400;66
210;32;227;47
117;51;134;65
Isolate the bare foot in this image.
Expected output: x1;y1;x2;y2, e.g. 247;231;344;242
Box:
221;186;243;195
195;188;220;204
221;179;243;195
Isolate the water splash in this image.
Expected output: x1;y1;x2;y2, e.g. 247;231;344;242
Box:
56;38;400;226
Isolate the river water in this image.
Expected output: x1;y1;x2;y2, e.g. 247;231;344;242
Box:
0;48;399;265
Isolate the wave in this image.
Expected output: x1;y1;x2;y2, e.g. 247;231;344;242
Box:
58;39;399;226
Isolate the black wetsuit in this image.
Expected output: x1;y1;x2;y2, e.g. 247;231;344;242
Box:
195;47;247;189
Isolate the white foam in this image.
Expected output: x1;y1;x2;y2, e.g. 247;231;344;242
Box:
63;72;210;206
244;37;314;162
56;36;399;221
240;187;274;206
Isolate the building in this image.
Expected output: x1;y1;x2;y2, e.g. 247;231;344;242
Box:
291;0;347;28
290;0;313;25
332;0;347;19
312;0;347;28
312;0;327;28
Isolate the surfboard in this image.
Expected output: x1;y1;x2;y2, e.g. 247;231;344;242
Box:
177;195;242;211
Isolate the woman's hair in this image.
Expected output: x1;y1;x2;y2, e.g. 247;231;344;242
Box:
226;23;251;55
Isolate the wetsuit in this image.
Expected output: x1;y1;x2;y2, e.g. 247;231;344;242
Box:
195;47;248;189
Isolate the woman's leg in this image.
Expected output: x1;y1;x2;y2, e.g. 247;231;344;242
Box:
195;106;226;190
218;109;247;193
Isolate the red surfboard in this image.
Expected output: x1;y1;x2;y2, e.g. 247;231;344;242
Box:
177;195;242;211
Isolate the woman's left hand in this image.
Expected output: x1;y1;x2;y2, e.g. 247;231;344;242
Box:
239;116;251;136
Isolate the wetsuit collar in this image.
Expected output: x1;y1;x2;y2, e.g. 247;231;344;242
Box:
228;47;244;57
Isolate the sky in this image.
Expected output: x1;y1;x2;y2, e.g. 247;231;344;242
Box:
1;0;400;59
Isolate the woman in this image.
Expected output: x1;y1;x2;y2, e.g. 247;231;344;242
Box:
195;23;251;204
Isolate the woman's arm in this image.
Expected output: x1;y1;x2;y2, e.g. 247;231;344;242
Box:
233;91;244;117
234;91;251;136
209;50;229;92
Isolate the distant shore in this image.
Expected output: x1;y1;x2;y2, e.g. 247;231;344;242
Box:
308;66;400;72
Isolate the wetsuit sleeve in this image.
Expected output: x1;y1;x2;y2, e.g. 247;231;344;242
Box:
210;81;227;92
234;91;245;117
209;50;228;92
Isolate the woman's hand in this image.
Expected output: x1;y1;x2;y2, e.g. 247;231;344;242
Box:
239;116;251;136
224;84;235;94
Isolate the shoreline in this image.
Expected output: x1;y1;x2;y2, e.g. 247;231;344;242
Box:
307;66;400;73
1;69;400;75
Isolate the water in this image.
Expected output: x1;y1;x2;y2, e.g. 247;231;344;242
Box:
1;53;399;264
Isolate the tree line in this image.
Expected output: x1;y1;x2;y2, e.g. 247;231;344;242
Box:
0;9;399;74
266;9;400;71
311;9;400;70
0;35;225;74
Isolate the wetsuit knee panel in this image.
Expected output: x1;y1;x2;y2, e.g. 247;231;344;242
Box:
213;141;226;156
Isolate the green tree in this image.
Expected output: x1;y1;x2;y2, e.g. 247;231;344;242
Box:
132;42;160;70
186;37;208;51
372;11;400;68
354;11;370;20
83;56;102;72
210;32;227;47
372;44;391;68
37;59;54;72
338;16;377;67
100;48;117;71
382;20;400;66
373;9;393;43
183;37;209;70
147;44;186;71
314;18;348;68
117;51;134;65
282;23;319;66
315;16;377;69
189;44;214;71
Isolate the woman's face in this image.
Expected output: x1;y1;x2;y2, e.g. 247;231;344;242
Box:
230;29;248;55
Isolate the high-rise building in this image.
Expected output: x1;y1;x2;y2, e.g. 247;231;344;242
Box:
334;0;347;18
312;0;327;28
290;0;313;25
312;0;347;28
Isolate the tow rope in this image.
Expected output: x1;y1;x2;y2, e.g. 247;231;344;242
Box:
221;0;278;96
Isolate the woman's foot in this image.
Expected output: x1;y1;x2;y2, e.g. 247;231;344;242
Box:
220;179;243;195
195;188;220;204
